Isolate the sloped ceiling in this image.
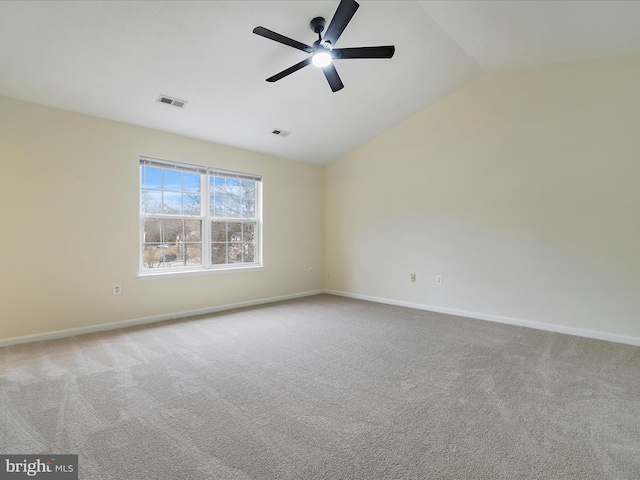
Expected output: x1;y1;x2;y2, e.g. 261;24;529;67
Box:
1;1;639;165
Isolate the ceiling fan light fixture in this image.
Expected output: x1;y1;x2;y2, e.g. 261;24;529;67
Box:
312;51;333;68
253;0;395;92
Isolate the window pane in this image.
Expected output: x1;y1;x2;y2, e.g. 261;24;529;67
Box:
241;180;254;218
211;176;225;194
170;242;201;267
210;177;222;215
211;221;226;242
243;243;255;262
163;170;182;191
228;243;243;263
142;189;162;214
144;218;162;243
227;179;241;216
212;243;227;264
143;245;161;268
209;177;256;219
243;223;255;242
140;189;148;213
241;180;255;199
227;222;242;242
242;199;255;218
142;166;162;189
158;250;179;266
213;193;228;216
183;173;200;192
163;218;182;243
183;192;201;215
228;179;243;217
226;196;242;217
227;178;241;194
184;244;202;266
163;191;182;214
184;219;201;242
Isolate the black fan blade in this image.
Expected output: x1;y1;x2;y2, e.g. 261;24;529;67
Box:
322;64;344;92
323;0;359;46
253;26;313;53
266;57;312;83
333;45;395;59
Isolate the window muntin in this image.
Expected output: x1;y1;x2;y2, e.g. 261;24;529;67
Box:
142;218;203;268
141;167;202;215
210;176;256;218
211;221;256;265
140;157;261;273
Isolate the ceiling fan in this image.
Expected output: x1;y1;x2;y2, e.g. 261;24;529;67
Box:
253;0;395;92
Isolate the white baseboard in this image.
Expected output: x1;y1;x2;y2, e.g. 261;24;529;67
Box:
0;290;325;348
324;290;640;347
4;289;639;349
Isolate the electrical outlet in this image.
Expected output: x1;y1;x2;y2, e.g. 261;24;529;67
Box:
112;284;122;296
410;273;416;282
327;272;331;279
435;275;443;285
308;267;313;275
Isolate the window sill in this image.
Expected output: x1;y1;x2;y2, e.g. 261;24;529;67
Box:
138;265;264;281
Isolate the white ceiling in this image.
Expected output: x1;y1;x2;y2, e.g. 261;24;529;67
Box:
1;1;640;165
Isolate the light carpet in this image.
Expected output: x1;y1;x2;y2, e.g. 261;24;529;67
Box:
1;294;639;479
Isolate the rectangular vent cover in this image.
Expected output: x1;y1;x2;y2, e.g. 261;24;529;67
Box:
157;95;188;108
272;128;291;138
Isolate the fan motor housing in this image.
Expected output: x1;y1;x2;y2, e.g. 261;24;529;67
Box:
310;17;326;34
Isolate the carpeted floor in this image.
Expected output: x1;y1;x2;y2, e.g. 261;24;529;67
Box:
1;294;639;479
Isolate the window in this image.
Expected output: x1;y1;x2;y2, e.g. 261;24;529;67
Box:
140;157;261;275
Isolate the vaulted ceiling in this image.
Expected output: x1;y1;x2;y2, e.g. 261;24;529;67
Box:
2;1;639;165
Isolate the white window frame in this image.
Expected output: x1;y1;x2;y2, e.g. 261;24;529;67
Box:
138;156;263;279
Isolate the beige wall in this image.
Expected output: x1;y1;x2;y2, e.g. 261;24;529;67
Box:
3;54;640;344
325;55;640;341
0;96;324;340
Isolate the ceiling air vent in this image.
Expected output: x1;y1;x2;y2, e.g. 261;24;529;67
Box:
272;128;291;138
157;94;188;109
